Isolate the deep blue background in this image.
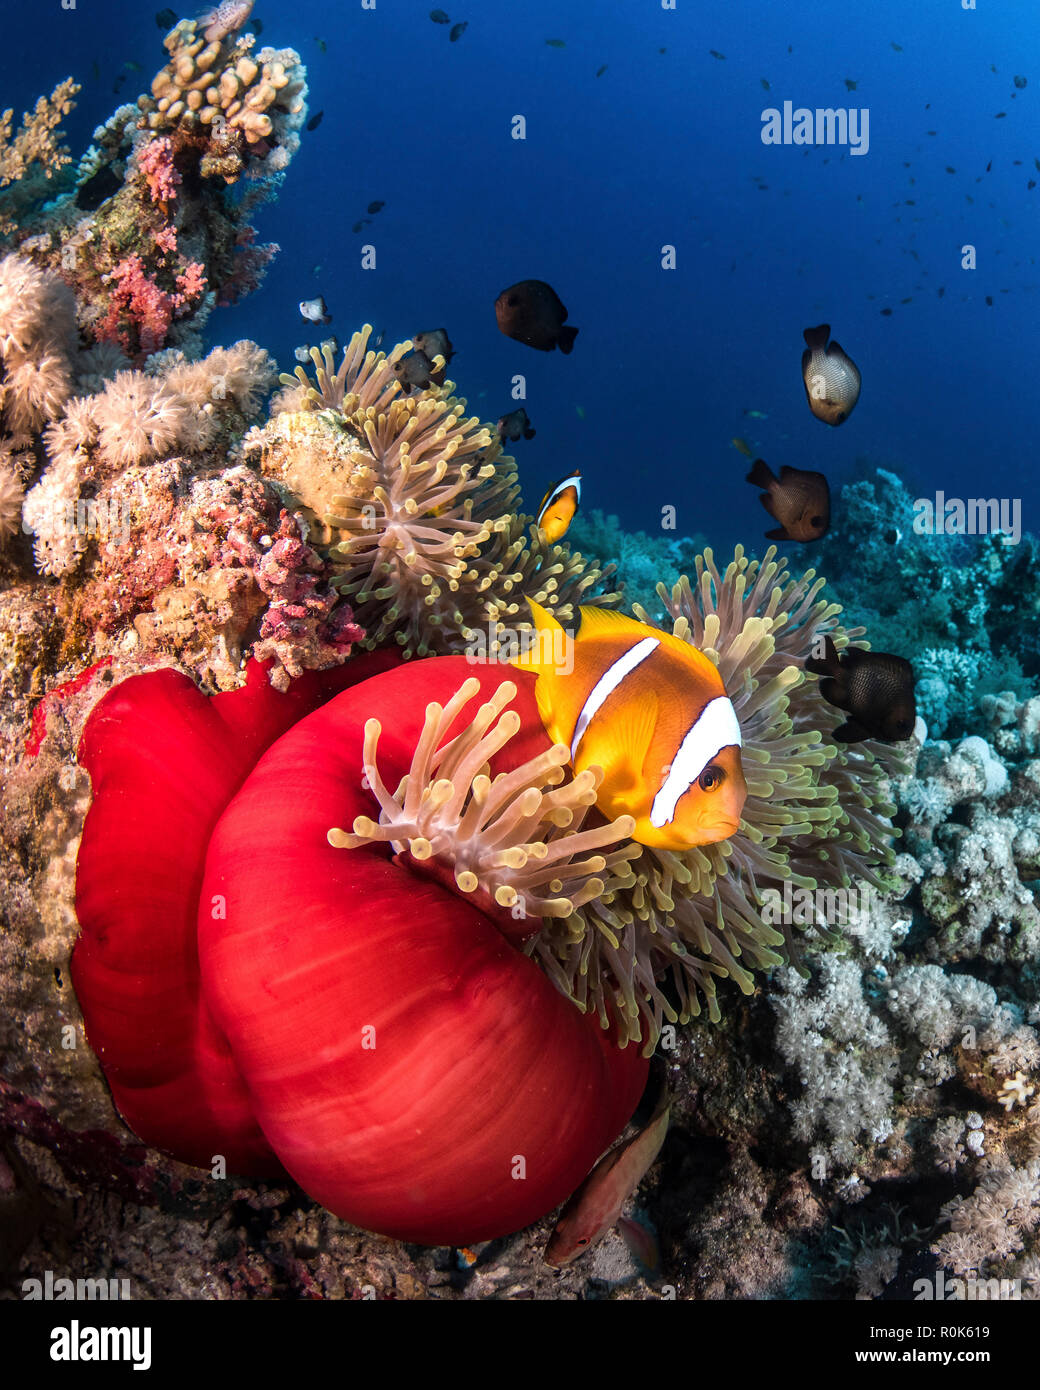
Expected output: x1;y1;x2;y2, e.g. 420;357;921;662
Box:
3;0;1039;552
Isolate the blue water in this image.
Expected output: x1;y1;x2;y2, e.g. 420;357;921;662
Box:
5;0;1039;550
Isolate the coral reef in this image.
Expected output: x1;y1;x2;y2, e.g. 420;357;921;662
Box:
2;22;300;362
141;19;307;183
802;468;1040;738
1;14;1037;1295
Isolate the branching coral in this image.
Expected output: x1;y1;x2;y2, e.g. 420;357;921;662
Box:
332;675;641;927
526;547;905;1051
0;79;80;236
251;325;619;657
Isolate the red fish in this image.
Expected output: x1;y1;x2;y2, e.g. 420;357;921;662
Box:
545;1092;670;1268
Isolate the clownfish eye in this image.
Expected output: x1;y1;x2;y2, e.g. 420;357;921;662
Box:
698;765;725;792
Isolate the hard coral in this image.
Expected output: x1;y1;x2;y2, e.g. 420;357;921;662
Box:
141;20;306;183
0;79;80;236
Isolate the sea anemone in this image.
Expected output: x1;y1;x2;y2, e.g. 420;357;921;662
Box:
526;546;905;1050
259;326;619;657
72;653;647;1244
332;673;641;933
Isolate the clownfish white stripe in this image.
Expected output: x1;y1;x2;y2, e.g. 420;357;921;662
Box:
570;636;659;761
650;696;743;829
540;474;582;514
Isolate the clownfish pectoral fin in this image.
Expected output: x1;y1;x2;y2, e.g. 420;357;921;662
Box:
595;688;658;791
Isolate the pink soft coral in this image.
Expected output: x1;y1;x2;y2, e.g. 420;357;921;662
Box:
97;255;208;359
136;137;181;206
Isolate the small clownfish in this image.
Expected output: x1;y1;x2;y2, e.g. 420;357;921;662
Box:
512;602;746;850
536;472;580;543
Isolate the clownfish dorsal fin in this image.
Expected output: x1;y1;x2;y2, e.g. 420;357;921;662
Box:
577;605;649;639
510;598;571;677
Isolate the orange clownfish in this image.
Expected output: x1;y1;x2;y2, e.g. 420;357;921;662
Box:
512;601;746;850
536;472;581;543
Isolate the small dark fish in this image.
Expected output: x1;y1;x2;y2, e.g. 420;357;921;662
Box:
986;295;994;305
367;200;385;214
880;307;893;316
995;112;1006;118
393;348;435;392
1035;157;1040;171
306;110;324;131
1030;180;1037;189
299;295;331;325
746;458;830;543
945;166;956;173
596;65;607;77
891;41;903;51
497;407;536;443
546;38;565;48
495;279;577;353
155;7;176;27
315;36;327;52
986;160;993;171
351;219;372;233
430;7;450;21
937;286;945;297
801;324;861;426
1014;75;1027;89
449;20;467;41
900;297;912;304
805;636;916;744
730;437;754;458
75;162;121;211
413;328;454;367
92;60;99;81
248;16;262;34
112;75;127;94
844;78;857;91
709;49;725;60
761;78;771;90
